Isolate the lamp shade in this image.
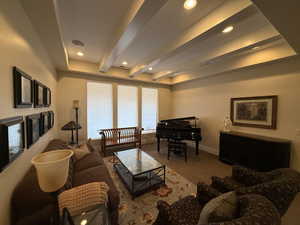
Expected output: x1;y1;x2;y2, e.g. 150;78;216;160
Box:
73;100;80;109
31;150;73;192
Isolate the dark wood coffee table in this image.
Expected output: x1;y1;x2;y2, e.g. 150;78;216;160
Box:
113;149;166;199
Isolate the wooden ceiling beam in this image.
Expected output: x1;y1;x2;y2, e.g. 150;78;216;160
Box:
129;0;253;77
99;0;168;72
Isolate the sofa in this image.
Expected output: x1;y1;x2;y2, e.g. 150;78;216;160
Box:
153;183;281;225
11;139;120;225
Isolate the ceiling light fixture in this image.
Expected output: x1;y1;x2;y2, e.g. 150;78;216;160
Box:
252;46;260;50
122;61;128;65
149;67;153;71
222;26;234;34
77;51;84;56
184;0;197;10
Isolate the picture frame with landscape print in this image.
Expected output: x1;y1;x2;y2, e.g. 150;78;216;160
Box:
34;81;45;108
13;67;33;108
230;96;278;129
26;113;41;148
0;116;25;171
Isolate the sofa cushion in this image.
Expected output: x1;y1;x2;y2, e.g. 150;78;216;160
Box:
74;151;103;172
73;165;120;210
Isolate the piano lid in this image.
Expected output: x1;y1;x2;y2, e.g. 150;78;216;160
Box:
160;116;198;122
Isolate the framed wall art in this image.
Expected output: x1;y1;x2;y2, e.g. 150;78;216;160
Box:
44;87;51;107
13;67;33;108
40;112;49;136
48;111;55;129
230;95;278;129
34;80;45;108
0;116;25;171
26;113;41;148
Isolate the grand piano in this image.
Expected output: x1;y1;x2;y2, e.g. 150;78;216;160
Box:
156;116;202;155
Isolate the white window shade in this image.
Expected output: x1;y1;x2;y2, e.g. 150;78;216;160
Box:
142;88;158;131
87;82;113;139
118;85;138;128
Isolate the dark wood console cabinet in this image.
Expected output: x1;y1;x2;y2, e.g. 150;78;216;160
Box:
219;131;291;171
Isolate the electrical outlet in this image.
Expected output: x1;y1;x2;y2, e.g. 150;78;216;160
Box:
296;129;300;137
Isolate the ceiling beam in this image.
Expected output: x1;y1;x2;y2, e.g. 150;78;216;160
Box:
172;40;296;84
99;0;168;72
153;35;282;81
251;0;300;54
129;0;253;77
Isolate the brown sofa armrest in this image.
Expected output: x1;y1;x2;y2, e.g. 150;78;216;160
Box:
196;182;221;204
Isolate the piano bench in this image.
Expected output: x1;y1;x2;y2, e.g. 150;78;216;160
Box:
168;140;187;162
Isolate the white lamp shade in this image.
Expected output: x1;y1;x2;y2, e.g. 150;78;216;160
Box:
31;150;74;192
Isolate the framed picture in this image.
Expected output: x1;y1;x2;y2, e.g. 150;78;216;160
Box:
26;113;41;148
0;116;25;171
34;81;45;108
13;67;33;108
40;112;49;136
49;111;55;129
44;87;51;107
231;95;278;129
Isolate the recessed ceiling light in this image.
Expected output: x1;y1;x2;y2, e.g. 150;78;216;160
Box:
222;26;234;33
184;0;197;10
72;40;85;47
252;46;260;50
122;61;128;65
148;67;153;71
77;51;84;56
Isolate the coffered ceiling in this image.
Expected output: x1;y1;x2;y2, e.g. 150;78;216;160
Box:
21;0;299;85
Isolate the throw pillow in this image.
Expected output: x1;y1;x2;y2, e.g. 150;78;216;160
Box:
198;191;237;225
58;182;109;217
71;144;90;160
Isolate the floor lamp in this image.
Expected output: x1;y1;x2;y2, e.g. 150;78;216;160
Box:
73;100;80;145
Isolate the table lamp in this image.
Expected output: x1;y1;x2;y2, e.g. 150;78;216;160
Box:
31;150;73;192
73;100;80;145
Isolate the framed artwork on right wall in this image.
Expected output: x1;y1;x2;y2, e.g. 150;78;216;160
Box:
230;95;278;129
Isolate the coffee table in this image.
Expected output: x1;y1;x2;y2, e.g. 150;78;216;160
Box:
113;149;166;199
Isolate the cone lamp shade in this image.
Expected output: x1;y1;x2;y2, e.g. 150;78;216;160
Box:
31;150;73;192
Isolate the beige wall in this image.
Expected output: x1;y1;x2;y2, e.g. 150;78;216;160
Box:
172;56;300;171
57;72;172;143
0;0;58;224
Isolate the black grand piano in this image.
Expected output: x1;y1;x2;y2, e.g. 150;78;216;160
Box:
156;116;202;155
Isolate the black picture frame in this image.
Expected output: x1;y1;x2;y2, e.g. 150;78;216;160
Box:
49;111;55;129
0;116;25;171
26;113;41;148
13;67;33;108
230;95;278;129
34;80;45;108
40;112;49;136
44;87;51;107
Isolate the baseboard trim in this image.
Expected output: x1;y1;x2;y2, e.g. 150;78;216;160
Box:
198;144;218;156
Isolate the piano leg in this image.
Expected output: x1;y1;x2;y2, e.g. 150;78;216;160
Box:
157;137;160;152
196;140;199;155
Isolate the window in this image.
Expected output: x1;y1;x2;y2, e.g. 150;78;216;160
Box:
117;85;138;128
87;82;113;139
142;88;158;131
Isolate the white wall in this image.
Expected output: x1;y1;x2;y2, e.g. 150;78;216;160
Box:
57;72;172;143
172;56;300;172
0;0;58;224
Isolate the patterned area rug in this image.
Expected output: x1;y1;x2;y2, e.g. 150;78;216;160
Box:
103;157;197;225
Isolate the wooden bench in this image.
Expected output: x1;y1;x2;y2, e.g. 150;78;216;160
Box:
99;127;143;156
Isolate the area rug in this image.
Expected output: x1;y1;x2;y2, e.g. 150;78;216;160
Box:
103;156;197;225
